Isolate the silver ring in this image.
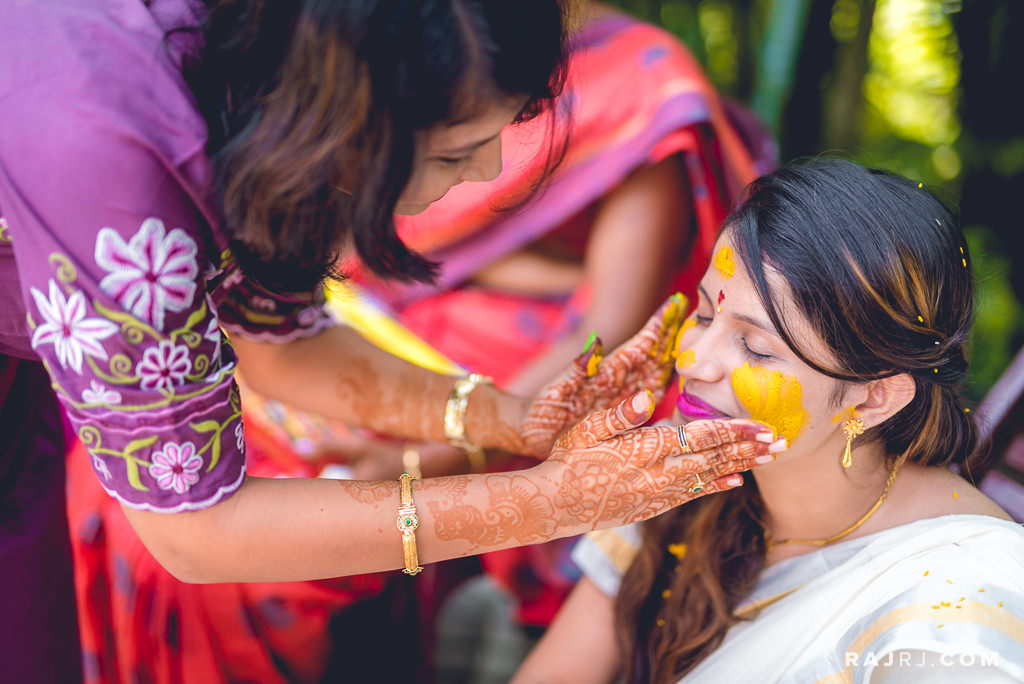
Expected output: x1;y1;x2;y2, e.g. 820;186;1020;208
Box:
690;472;705;494
676;425;692;454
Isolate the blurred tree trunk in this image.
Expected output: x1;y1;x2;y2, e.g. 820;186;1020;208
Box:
955;0;1024;298
774;0;836;159
822;0;875;151
751;0;814;137
731;0;758;101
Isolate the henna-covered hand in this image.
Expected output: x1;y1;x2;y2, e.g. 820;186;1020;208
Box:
541;392;783;529
517;293;688;456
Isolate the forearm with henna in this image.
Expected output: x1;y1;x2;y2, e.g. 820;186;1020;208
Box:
122;397;775;582
125;470;582;583
235;293;686;462
235;326;531;453
235;326;482;444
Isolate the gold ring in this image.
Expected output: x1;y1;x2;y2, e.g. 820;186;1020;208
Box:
690;472;705;494
676;425;692;454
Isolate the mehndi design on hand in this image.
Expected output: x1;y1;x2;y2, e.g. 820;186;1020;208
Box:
518;293;688;455
545;393;781;528
412;396;781;555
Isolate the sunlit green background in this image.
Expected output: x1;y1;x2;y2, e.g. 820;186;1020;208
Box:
606;0;1024;401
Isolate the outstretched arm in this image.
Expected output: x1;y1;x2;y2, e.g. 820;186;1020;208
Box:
237;286;691;462
123;397;777;583
232;324;527;452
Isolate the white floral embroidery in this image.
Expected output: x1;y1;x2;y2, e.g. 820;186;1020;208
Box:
204;316;221;344
221;267;245;289
201;257;224;281
148;441;203;494
93;456;113;481
250;296;277;312
296;306;322;327
234;420;245;452
95;217;198;330
136;340;192;392
81;379;122;405
30;280;118;373
204;297;222;358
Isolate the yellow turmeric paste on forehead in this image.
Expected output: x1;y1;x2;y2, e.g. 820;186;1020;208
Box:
713;245;736;279
730;362;810;445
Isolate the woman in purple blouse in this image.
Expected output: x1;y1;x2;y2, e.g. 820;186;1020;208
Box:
0;1;779;680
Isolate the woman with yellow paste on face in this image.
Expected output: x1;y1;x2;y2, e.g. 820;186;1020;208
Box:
513;159;1024;684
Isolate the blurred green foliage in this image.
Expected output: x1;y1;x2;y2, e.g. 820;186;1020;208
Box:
604;0;1024;401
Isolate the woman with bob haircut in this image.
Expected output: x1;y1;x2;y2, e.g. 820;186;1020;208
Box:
0;1;775;681
513;159;1024;684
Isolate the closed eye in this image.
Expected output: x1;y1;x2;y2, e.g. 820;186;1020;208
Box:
742;337;773;362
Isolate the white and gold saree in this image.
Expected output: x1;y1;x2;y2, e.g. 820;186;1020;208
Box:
575;514;1024;683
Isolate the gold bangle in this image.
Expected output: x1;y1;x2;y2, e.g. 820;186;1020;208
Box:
443;373;492;470
396;473;423;576
401;444;422;480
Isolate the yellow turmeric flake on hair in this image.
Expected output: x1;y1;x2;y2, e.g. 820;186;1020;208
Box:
713;245;736;279
730;362;810;445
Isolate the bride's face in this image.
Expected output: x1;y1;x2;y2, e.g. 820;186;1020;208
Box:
674;233;856;460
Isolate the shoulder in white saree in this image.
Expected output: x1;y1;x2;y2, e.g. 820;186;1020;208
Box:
574;514;1024;683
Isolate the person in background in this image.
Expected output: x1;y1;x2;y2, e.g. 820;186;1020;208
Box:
513;159;1024;684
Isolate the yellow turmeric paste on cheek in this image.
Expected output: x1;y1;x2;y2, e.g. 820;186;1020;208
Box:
730;362;810;445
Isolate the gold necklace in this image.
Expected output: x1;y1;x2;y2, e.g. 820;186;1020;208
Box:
764;456;905;553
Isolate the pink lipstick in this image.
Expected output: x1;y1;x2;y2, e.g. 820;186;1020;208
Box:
676;388;729;420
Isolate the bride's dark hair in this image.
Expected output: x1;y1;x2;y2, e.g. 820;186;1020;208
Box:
614;158;978;683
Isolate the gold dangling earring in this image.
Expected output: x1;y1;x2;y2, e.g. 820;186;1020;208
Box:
841;417;866;468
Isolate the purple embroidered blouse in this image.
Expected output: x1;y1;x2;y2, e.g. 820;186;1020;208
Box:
0;0;333;512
